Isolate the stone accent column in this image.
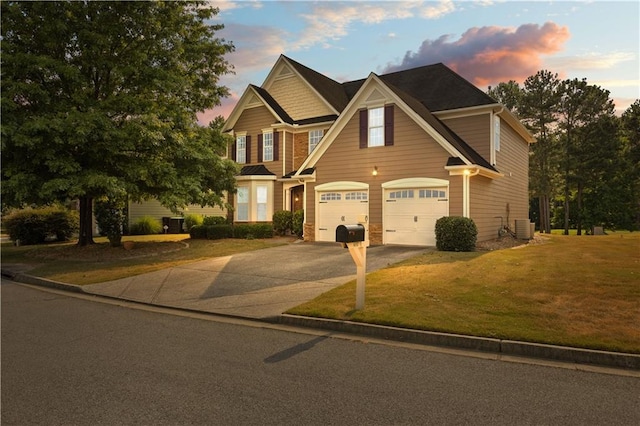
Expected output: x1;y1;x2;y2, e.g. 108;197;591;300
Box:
303;223;315;242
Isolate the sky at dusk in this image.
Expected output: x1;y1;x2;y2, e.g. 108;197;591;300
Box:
199;0;639;124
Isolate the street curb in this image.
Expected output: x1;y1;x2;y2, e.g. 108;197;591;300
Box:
1;269;86;294
4;269;638;371
277;314;640;371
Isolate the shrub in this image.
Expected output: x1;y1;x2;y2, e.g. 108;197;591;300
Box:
273;210;293;236
292;209;304;237
130;215;162;235
435;216;477;252
189;224;234;240
94;198;126;247
4;206;79;245
183;214;203;232
203;215;228;226
206;225;234;240
189;225;207;239
233;223;273;239
45;208;79;242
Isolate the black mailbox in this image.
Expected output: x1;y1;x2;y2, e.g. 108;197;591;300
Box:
336;224;365;243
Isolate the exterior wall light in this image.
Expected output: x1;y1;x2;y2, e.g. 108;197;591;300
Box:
372;166;378;176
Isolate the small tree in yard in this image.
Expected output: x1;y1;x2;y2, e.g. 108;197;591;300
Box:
94;195;127;247
435;216;478;252
1;1;238;246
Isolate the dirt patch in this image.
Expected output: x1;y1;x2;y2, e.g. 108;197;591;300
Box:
476;234;547;251
31;241;189;262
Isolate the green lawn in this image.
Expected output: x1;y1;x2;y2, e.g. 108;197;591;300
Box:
287;233;640;354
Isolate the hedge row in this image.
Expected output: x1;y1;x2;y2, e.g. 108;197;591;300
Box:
189;223;274;240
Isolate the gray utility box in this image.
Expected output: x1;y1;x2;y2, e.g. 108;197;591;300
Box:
336;224;365;243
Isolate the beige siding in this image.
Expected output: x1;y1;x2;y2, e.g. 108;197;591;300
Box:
442;113;491;162
232;106;287;222
470;119;530;242
306;105;461;240
128;199;226;229
270;75;334;121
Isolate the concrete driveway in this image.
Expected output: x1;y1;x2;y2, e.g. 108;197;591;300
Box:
84;242;429;319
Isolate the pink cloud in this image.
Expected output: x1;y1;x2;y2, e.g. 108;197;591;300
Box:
383;22;570;87
197;94;239;125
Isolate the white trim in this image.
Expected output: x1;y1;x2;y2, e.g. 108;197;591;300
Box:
315;181;369;191
382;177;449;189
236;175;277;182
445;165;503;179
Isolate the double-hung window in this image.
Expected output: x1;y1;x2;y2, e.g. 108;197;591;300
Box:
236;135;246;164
309;129;323;153
368;107;384;147
360;105;393;148
256;185;268;221
236;187;249;221
263;132;273;162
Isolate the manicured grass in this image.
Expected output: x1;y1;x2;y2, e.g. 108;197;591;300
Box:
287;233;640;354
1;235;289;285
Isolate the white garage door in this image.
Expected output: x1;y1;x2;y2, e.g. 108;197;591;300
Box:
384;187;448;246
317;191;369;242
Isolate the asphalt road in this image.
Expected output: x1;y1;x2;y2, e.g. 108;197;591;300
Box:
2;280;639;425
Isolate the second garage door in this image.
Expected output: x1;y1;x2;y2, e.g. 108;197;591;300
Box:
384;187;448;246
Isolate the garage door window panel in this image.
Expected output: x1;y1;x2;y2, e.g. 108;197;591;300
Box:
320;193;342;202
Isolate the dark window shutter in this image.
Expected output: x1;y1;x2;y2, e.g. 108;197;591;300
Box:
246;135;251;163
257;134;263;163
384;105;394;146
359;109;368;149
231;142;236;161
274;131;279;161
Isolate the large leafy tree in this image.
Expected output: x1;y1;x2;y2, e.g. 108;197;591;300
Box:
1;1;238;245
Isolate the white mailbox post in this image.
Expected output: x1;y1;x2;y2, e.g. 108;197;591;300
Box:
336;215;369;310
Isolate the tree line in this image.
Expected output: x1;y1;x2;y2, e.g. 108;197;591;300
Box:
488;73;639;234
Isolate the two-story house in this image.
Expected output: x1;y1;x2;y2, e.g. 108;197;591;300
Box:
223;54;534;246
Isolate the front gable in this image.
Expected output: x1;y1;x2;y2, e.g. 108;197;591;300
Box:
296;73;494;177
223;85;288;133
261;56;339;121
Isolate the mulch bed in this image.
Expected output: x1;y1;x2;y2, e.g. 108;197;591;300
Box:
476;234;546;251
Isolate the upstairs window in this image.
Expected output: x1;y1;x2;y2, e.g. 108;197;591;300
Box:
236;135;246;164
309;129;324;153
258;131;278;163
368;107;384;147
263;132;273;162
360;105;394;148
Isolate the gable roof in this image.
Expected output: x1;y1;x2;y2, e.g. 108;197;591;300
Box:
296;73;499;175
282;56;350;112
381;77;496;171
342;63;496;112
225;55;531;176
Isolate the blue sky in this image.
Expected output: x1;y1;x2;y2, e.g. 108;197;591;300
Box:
200;0;639;123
